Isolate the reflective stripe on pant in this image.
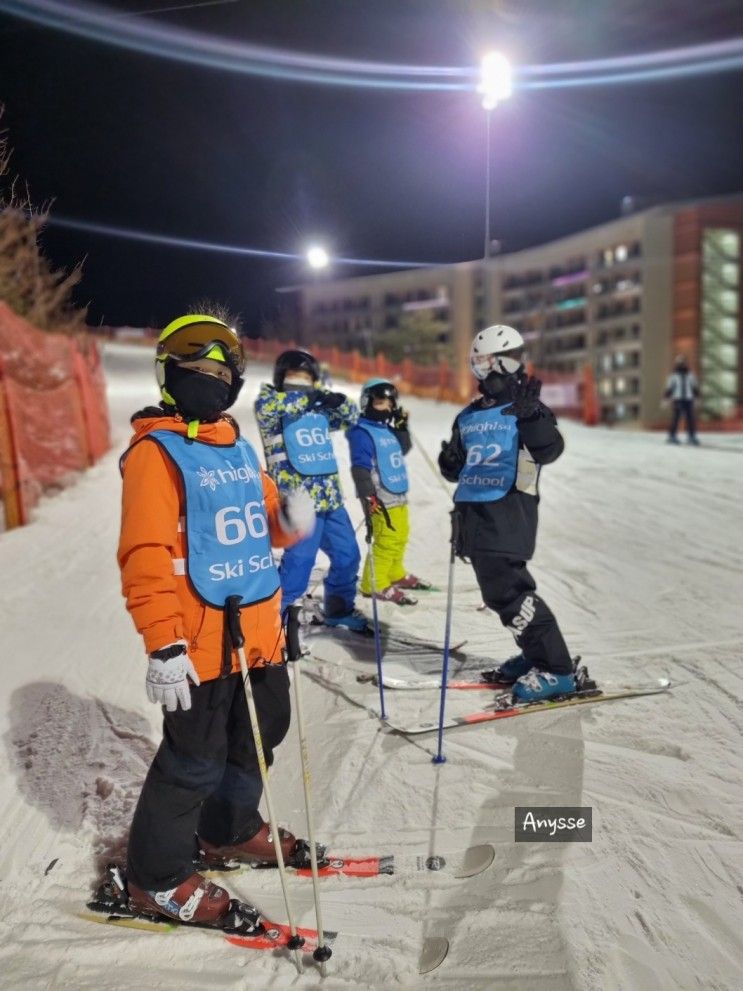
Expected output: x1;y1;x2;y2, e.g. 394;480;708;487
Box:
279;505;361;617
360;503;409;594
470;554;572;675
126;666;290;891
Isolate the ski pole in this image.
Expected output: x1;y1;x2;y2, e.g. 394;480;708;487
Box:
285;604;333;973
433;511;460;764
363;499;387;721
225;595;304;973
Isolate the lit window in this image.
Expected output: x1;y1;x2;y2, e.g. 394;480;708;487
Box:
603;249;614;267
616;403;626;418
615;377;626;394
600;379;612;397
616;244;628;262
602;354;612;372
615;352;626;367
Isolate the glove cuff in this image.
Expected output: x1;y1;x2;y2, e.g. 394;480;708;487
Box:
151;642;187;662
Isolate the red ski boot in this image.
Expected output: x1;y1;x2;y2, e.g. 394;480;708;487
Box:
393;574;432;591
199;820;299;869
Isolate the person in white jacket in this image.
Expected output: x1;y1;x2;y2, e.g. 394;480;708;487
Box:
663;355;700;445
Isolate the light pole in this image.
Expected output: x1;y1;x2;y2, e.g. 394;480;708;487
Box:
478;52;512;259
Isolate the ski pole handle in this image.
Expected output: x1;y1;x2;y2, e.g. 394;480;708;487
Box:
226;595;245;650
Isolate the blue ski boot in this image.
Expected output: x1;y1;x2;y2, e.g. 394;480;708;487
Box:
480;654;530;685
324;609;373;636
512;667;576;702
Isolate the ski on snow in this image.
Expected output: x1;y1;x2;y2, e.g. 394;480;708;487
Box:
358;672;508;691
385;679;672;735
204;842;495;880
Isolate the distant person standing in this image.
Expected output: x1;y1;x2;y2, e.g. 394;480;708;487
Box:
664;355;700;445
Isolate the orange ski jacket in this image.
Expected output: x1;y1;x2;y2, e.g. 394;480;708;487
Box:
118;413;297;682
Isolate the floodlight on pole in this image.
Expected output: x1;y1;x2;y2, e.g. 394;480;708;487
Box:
478;52;512;261
478;52;512;110
307;245;330;270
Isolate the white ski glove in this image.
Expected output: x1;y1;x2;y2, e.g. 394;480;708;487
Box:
146;641;201;712
279;489;316;539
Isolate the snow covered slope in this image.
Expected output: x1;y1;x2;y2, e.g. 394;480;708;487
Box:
0;342;741;990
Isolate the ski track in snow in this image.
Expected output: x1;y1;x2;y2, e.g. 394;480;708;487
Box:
0;342;741;990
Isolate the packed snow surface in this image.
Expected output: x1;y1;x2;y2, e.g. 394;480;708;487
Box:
0;342;742;990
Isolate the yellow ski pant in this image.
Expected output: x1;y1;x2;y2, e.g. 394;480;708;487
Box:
360;503;409;594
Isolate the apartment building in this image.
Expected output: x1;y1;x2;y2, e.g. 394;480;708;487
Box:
283;195;742;425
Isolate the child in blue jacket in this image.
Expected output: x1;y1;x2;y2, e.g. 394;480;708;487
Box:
346;378;430;605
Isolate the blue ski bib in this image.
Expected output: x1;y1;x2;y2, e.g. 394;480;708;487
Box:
454;406;519;503
357;419;409;494
149;430;280;608
282;411;338;476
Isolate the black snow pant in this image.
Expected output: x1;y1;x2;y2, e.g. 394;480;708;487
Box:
127;665;291;891
469;554;573;675
669;399;697;440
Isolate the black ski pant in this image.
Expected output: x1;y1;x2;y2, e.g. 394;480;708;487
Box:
669;399;697;440
127;665;291;891
469;554;573;675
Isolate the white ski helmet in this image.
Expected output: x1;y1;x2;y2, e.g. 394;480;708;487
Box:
469;324;525;380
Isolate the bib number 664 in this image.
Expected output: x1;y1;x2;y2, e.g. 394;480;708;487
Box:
215;502;268;545
296;426;330;447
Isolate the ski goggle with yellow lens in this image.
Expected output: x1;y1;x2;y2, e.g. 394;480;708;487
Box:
156;321;246;375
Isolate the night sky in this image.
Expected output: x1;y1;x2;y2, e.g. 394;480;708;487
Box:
2;0;743;331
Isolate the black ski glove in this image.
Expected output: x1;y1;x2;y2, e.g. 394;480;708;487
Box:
438;439;465;481
312;390;346;410
501;376;543;420
390;407;409;431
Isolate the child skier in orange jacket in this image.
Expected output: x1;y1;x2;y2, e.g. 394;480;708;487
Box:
116;314;315;931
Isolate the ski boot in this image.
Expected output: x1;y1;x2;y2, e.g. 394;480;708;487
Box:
88;864;263;935
362;585;417;606
512;667;576;703
199;821;326;871
480;654;531;685
393;574;433;591
324;609;373;635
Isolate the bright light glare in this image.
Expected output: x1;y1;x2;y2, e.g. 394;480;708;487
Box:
307;245;330;270
479;52;512;109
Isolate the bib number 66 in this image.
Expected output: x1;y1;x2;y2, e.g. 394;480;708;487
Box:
215;502;268;545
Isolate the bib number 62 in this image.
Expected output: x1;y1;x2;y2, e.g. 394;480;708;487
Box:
466;443;503;466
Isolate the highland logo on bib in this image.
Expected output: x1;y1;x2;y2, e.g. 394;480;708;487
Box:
197;462;260;490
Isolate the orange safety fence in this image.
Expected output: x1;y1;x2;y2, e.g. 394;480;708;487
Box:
241;337;599;423
0;301;111;530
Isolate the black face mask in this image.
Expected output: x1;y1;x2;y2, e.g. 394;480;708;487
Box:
282;381;315;394
478;371;512;399
365;405;394;423
164;363;236;421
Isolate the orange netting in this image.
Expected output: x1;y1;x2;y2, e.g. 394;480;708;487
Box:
0;302;111;529
241;338;599;422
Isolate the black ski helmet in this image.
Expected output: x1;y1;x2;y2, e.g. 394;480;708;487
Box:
360;377;398;415
273;349;320;390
